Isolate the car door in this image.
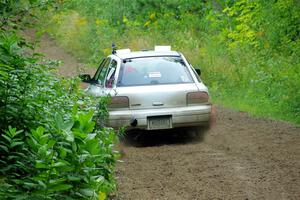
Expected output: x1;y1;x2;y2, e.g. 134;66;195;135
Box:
104;59;118;89
87;57;111;96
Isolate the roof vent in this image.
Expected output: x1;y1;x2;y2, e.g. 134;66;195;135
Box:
116;49;131;54
154;45;171;51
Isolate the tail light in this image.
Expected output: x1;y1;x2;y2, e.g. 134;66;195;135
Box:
109;96;129;109
187;92;209;104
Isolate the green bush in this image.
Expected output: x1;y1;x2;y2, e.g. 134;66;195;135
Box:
0;31;117;199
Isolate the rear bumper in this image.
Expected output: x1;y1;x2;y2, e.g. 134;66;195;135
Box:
108;104;211;130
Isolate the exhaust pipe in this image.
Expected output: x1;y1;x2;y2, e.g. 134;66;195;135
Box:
130;118;138;127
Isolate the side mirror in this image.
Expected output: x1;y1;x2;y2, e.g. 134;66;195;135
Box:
79;74;92;83
195;68;201;76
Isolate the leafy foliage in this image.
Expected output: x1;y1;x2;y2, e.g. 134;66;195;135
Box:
0;25;117;200
0;0;54;29
40;0;300;124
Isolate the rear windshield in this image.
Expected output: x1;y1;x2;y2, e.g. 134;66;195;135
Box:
117;56;193;87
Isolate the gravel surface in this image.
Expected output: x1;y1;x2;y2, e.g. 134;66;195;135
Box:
24;30;300;200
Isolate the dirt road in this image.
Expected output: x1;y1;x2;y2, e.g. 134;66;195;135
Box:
116;108;299;199
25;30;300;200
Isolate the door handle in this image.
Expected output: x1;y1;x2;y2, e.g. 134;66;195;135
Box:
152;102;164;106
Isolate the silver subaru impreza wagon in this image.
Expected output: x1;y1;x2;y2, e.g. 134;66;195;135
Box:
80;46;212;131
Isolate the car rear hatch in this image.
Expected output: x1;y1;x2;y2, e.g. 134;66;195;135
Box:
116;83;199;110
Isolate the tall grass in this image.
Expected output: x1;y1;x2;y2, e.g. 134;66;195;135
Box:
38;0;300;124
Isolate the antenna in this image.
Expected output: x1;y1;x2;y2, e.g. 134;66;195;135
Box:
112;43;117;54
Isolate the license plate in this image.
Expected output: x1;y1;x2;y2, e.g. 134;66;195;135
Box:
147;116;172;130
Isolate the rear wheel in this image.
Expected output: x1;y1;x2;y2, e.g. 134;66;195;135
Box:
189;105;216;140
186;124;210;141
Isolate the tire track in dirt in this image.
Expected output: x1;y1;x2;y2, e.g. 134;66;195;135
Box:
22;29;95;76
24;30;300;199
116;108;299;199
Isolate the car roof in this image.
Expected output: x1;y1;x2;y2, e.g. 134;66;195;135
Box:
114;50;181;59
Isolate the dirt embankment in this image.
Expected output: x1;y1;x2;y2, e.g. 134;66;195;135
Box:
25;30;300;200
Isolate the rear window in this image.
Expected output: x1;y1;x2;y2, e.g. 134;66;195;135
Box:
117;56;193;86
